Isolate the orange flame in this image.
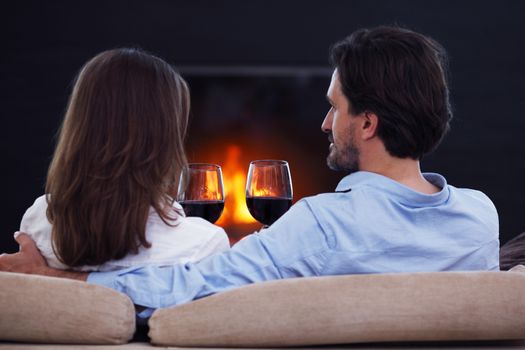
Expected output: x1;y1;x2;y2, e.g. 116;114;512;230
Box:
203;171;223;200
246;167;282;198
215;145;257;226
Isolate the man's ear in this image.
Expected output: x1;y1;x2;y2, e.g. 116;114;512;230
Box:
361;112;379;140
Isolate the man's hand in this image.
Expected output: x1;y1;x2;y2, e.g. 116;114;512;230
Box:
0;233;88;281
0;233;48;274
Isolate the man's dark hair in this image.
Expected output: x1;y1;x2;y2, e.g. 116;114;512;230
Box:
330;26;452;159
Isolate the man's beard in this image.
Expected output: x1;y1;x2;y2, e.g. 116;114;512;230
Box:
326;135;360;173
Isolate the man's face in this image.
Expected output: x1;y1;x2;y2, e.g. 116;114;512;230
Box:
321;70;361;173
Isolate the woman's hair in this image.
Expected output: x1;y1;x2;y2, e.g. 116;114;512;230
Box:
330;26;452;160
500;232;525;271
45;48;190;267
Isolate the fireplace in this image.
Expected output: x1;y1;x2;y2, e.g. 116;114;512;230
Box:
182;67;341;242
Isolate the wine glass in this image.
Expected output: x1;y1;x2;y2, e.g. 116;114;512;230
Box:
177;163;225;223
245;160;293;226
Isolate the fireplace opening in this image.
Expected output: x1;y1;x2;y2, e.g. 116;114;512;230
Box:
182;68;341;242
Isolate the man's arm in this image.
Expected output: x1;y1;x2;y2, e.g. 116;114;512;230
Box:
88;200;333;310
0;233;88;281
1;200;333;310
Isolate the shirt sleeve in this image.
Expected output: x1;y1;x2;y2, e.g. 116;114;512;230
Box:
19;196;70;270
87;199;333;310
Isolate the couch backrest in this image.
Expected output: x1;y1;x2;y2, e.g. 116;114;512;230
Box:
149;270;525;347
0;271;135;344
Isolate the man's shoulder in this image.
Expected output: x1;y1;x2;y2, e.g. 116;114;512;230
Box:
450;186;497;212
297;189;366;224
300;189;357;207
447;185;499;234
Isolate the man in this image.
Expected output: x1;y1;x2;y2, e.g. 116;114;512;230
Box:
0;26;499;316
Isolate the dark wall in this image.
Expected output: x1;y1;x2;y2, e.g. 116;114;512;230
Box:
2;0;524;253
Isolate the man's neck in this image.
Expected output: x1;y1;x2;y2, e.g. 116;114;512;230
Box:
359;156;440;194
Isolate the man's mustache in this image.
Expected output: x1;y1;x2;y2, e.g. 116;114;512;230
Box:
328;134;334;143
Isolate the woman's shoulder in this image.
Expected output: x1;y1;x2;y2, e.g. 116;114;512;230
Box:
26;194;49;212
20;195;51;237
147;203;226;238
168;215;230;253
18;194;69;269
146;211;227;246
105;206;229;268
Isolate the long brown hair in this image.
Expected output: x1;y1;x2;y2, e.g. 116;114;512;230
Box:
45;48;190;267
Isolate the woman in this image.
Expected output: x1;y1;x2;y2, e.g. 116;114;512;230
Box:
19;48;229;271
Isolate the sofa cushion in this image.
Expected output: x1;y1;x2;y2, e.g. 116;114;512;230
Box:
0;272;135;344
509;264;525;273
149;271;525;347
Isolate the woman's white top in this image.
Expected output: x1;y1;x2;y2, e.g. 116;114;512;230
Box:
19;195;230;272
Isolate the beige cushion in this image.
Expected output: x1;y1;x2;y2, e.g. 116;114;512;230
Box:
149;271;525;347
509;264;525;273
0;272;135;344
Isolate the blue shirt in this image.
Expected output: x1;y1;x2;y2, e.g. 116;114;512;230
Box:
88;171;499;316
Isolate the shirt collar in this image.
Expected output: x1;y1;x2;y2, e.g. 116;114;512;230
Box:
335;171;449;207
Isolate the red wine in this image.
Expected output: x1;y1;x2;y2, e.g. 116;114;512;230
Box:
246;196;292;226
180;200;224;223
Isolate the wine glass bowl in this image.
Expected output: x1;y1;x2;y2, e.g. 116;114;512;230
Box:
245;160;293;226
177;163;225;223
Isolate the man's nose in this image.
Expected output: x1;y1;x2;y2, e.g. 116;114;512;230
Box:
321;111;332;134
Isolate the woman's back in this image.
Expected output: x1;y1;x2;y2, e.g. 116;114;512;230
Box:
20;195;229;271
27;48;230;270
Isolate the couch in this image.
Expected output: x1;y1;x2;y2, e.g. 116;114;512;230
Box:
1;266;525;349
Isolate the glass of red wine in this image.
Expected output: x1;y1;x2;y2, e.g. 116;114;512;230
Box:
177;163;225;223
246;160;293;226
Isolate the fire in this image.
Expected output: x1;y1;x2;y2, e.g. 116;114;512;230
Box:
215;145;257;226
246;166;281;197
203;171;223;200
251;188;276;197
